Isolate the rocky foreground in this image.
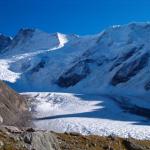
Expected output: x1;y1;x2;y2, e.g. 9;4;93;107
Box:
0;126;150;150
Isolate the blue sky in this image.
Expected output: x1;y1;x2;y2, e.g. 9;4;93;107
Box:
0;0;150;36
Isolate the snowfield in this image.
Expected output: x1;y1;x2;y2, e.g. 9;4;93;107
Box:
0;59;20;83
0;23;150;139
23;92;150;139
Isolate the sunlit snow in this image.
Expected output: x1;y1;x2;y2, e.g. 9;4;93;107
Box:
0;23;150;139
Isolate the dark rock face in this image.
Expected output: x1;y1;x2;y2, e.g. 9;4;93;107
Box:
0;34;12;51
109;46;143;71
57;59;91;87
58;74;86;88
0;80;31;127
144;81;150;91
30;60;46;73
23;133;32;144
111;53;149;86
8;28;34;49
19;28;35;37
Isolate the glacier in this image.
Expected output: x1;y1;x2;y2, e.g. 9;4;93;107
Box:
0;22;150;139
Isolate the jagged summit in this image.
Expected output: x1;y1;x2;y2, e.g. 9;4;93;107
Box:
2;28;79;55
55;32;79;46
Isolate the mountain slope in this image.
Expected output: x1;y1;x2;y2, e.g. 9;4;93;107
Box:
0;80;30;126
0;34;12;51
0;28;98;91
57;23;150;95
0;23;150;94
3;28;78;55
0;22;150;139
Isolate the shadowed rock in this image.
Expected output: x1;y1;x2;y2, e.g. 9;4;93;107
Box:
57;59;91;87
111;53;149;85
110;45;144;71
144;81;150;91
0;34;12;51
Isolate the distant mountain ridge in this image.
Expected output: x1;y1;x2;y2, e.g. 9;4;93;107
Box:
2;28;78;55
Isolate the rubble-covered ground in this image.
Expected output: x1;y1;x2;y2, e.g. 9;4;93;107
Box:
0;126;150;150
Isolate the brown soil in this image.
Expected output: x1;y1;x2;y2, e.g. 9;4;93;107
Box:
56;132;150;150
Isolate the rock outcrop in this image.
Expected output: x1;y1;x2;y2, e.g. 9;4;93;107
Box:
0;126;150;150
0;80;31;127
0;126;60;150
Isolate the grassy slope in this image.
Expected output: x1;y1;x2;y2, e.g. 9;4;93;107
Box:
56;132;150;150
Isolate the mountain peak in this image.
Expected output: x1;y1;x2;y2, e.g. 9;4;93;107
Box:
52;32;79;46
19;28;36;33
3;28;79;55
17;28;42;39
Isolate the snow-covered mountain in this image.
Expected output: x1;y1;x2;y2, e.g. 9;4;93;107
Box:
0;22;150;95
3;28;78;55
1;22;150;139
57;23;150;95
0;28;98;91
